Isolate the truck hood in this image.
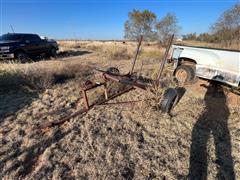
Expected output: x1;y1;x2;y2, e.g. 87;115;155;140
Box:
0;40;19;46
46;39;56;43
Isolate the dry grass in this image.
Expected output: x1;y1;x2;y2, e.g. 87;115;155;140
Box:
179;40;240;51
0;61;93;91
106;46;132;60
58;40;164;61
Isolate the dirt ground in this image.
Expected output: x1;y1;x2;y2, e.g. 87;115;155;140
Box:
0;41;240;179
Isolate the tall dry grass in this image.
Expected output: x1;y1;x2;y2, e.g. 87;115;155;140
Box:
0;61;92;91
179;40;240;51
58;40;164;61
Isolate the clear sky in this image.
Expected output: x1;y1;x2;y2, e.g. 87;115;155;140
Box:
0;0;238;40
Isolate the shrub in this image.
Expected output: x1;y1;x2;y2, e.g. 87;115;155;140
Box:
107;47;133;60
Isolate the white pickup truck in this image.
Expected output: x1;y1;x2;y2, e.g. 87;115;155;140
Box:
169;44;240;87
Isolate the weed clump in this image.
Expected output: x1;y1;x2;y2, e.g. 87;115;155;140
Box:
107;47;133;60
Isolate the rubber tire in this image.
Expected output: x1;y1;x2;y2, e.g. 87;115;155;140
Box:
15;52;29;63
50;47;57;57
174;65;195;83
106;67;120;75
160;88;178;113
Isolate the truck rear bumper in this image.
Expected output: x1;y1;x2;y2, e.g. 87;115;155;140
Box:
196;64;240;87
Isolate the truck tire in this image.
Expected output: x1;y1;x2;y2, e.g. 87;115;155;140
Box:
174;65;195;83
15;52;29;63
159;88;178;113
106;67;120;75
50;47;57;57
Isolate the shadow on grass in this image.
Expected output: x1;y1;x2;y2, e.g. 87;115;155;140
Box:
27;50;92;62
0;50;92;63
0;70;74;125
0;89;38;125
189;82;235;179
56;50;92;58
0;128;72;177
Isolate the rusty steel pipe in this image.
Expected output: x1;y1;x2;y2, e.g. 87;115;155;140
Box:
104;83;108;100
129;35;143;75
39;87;135;129
98;100;141;106
82;89;90;110
102;73;150;90
156;34;174;82
103;73;122;82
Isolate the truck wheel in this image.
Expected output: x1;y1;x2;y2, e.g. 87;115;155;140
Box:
15;52;29;63
50;48;57;57
106;67;120;75
159;88;178;113
174;65;195;83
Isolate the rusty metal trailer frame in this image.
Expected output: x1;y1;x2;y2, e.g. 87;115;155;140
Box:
39;35;175;130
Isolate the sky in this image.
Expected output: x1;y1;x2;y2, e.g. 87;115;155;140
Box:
0;0;238;40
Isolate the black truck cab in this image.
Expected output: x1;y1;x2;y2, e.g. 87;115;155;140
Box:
0;33;59;62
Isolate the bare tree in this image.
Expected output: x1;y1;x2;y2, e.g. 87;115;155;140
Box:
212;4;240;45
156;13;180;45
124;9;157;40
182;33;197;41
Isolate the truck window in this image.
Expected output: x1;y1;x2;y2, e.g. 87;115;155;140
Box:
0;34;23;41
25;35;41;42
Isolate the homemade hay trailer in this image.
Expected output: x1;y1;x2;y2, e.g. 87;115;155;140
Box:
40;35;182;130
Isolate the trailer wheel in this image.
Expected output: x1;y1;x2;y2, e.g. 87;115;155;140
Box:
174;65;195;83
160;88;178;113
106;67;120;75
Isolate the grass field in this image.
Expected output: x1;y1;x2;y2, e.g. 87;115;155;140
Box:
0;40;239;179
177;40;240;51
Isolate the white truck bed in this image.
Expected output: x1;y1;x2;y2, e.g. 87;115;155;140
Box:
170;44;240;87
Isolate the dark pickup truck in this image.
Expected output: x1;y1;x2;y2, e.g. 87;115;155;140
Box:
0;33;59;62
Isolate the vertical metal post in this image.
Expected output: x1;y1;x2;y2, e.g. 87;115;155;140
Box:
104;83;108;100
156;34;174;82
82;89;90;109
129;35;143;75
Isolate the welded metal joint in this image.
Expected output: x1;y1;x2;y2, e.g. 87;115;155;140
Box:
82;89;90;110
